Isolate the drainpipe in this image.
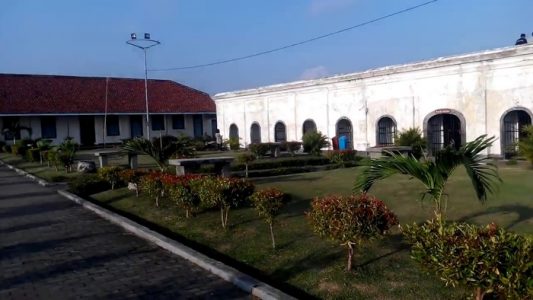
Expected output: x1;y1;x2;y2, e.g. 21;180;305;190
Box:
267;98;270;142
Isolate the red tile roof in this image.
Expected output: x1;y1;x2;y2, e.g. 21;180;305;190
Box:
0;74;215;115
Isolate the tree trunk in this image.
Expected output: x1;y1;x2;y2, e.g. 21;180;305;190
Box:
245;164;249;178
224;207;230;229
347;243;354;271
475;288;485;300
220;207;225;228
155;196;159;207
185;209;189;219
269;222;276;249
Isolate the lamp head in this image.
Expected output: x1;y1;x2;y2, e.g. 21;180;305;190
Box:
144;33;150;39
130;33;137;40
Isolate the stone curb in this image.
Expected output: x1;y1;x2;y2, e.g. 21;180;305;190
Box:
0;160;53;187
57;189;296;300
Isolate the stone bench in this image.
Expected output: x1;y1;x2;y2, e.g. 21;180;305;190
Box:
94;150;138;169
366;146;412;159
168;157;234;177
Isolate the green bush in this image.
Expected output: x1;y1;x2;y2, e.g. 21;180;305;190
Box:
56;138;78;172
248;143;270;158
303;131;330;156
25;148;40;162
518;125;533;164
403;221;532;300
394;127;426;159
325;150;360;166
97;166;125;190
0;141;5;152
282;141;302;156
2;144;11;153
231;156;330;171
228;137;240;150
191;176;254;229
162;174;204;218
68;174;110;196
307;193;399;271
139;172;168;207
250;188;288;249
236;152;256;178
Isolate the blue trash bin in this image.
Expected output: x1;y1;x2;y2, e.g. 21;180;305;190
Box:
339;135;347;150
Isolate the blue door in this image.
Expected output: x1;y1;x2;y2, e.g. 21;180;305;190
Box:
130;115;143;138
193;115;203;138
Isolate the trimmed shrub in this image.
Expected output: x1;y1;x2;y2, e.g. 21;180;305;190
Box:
303;131;330;156
191;176;254;229
249;143;270;158
231;156;330;171
403;221;532;300
119;169;148;196
326;150;360;166
97;166;125;190
236;152;256;178
395;127;426;159
163;174;204;218
25;148;40;162
250;188;288;249
307;193;398;271
228;137;240;150
139;172;167;207
68;174;110;196
2;144;12;153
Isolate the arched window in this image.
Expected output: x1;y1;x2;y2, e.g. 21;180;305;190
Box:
274;122;286;142
377;117;396;146
229;124;239;139
250;123;261;144
302;119;317;136
336;118;353;150
501;109;532;158
427;113;462;154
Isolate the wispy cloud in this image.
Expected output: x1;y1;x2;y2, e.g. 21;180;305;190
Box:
300;65;328;80
309;0;356;16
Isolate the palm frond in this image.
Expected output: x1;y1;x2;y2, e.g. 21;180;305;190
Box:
122;138;168;170
458;135;501;202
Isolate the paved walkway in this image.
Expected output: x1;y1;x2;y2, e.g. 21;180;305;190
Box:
0;164;248;299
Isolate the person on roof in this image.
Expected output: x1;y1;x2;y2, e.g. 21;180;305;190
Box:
515;33;528;45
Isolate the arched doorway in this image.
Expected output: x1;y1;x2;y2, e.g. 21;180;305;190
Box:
376;116;396;146
229;124;239;139
274;122;286;142
250;123;261;144
426;113;462;154
501;109;532;158
302;119;317;136
336;118;353;150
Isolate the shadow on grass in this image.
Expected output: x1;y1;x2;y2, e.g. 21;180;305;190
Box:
355;233;410;268
84;197;316;299
252;174;323;184
457;204;533;230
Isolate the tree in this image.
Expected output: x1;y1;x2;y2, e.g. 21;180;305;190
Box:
236;152;256;178
122;136;196;171
36;139;53;165
394;127;426;159
518;125;533;165
308;194;398;271
2;122;32;144
303;131;330;156
354;135;501;222
250;188;288;249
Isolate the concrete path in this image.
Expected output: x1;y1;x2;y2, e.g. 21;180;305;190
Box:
0;164;248;299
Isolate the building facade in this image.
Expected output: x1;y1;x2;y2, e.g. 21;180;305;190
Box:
0;74;216;146
214;45;533;157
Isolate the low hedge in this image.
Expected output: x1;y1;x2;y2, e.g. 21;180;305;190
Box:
231;156;330;171
68;174;111;197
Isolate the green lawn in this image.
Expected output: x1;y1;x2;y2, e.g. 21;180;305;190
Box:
90;164;533;299
0;152;82;182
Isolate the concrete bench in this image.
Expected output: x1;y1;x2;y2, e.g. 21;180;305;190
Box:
168;157;235;177
366;146;412;159
94;150;138;169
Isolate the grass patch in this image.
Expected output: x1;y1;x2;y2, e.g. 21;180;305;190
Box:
90;165;533;299
0;152;82;182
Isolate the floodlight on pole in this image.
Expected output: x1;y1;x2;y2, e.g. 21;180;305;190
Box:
126;32;161;140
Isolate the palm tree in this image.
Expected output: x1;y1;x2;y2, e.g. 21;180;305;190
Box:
122;138;172;171
354;135;501;222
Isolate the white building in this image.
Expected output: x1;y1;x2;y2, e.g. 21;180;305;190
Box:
0;74;217;146
214;45;533;157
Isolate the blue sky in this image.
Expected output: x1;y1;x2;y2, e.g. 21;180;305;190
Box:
0;0;531;94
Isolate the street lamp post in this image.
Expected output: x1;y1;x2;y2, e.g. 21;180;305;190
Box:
126;33;160;140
